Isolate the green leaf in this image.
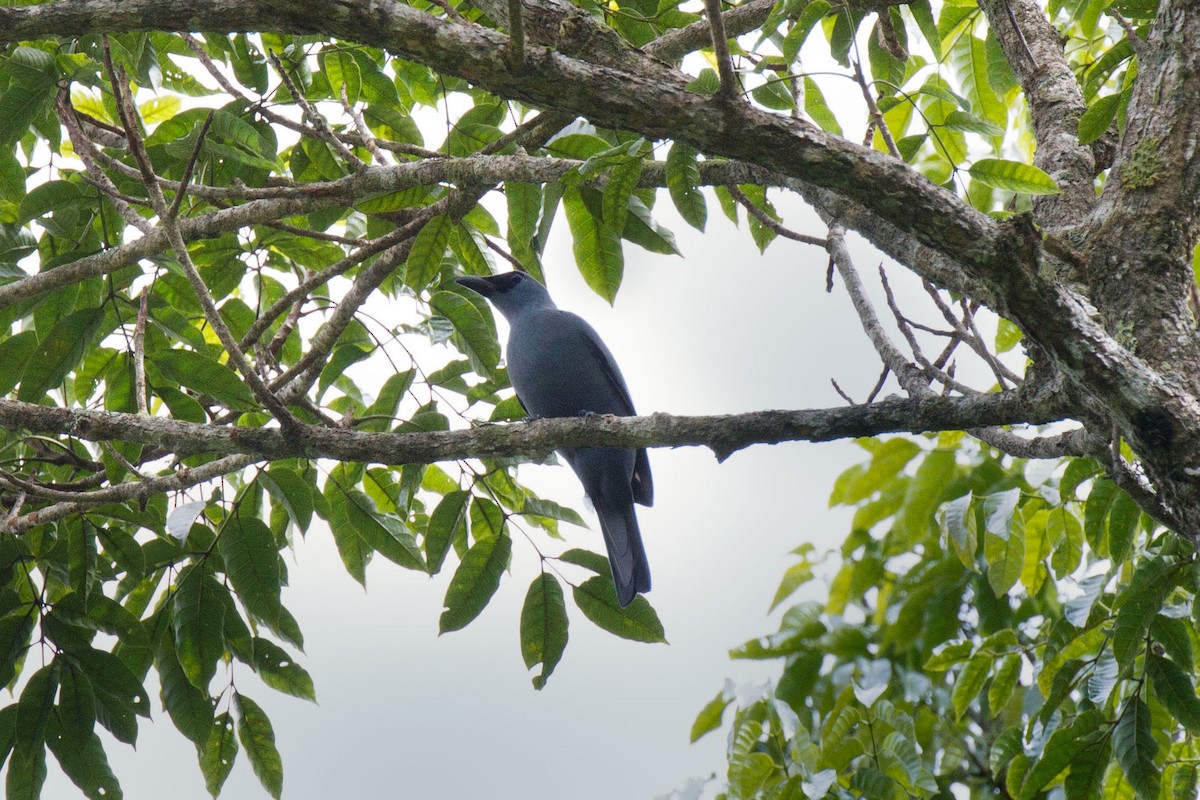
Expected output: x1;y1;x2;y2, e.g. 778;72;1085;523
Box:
690;684;733;743
6;744;46;800
154;349;256;411
751;80;796;111
942;493;977;569
218;517;282;627
73;647;150;745
198;713;239;798
320;48;361;104
157;632;214;745
250;638;316;702
439;532;512;633
431;290;500;379
944;110;1004;137
1064;736;1110;800
804;77;842;134
506;181;541;268
18;307;105;402
571;576;666;643
1147;653;1200;733
602;158;643;234
234;693;283;800
621;196;679;255
563;187;624;303
1106;489;1140;563
405;214;453;292
1018;711;1101;799
333;488;425;572
665;142;707;231
317;343;370;399
924;640;972;672
56;667;96;748
983;489;1025;596
172;565;228;691
0;85;48;149
1078;93;1122;145
1084;477;1116;549
519;573;569;689
1113;697;1160;799
425;490;468;575
1112;557;1173;668
557;548;610;575
988;652;1021;716
967;159;1060;194
45;714;123;800
902;449;955;536
951;654;990;720
995;318;1022;353
1048;507;1083;578
262;467;314;534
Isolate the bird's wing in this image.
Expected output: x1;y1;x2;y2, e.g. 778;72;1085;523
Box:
577;323;637;417
577;319;653;507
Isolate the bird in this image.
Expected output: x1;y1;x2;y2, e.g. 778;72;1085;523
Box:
455;271;653;606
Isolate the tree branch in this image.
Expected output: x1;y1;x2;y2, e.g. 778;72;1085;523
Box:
0;392;1069;470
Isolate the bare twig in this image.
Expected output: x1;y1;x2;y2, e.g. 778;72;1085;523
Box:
830;379;855;404
866;366;889;403
852;59;899;159
167;110;215;219
100;441;145;480
133;291;149;416
727;185;827;246
340;83;387;165
483;236;524;270
702;0;739;99
824;219;926;394
1107;9;1148;60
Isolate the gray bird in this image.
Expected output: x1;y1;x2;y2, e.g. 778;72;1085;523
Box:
455;272;653;606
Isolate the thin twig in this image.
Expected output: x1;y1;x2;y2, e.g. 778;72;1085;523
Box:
702;0;739;99
830;379;855;404
54;85;153;234
268;49;366;172
167;110;214;220
100;441;145;480
133;290;149;416
1107;9;1148;60
105;45;299;428
727;185;827;246
866;366;889;403
852;60;899;158
483;236;524;270
340;84;386;165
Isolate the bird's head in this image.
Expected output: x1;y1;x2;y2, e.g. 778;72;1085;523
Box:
455;271;555;320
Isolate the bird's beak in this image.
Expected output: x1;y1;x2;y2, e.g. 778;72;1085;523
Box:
455;275;500;297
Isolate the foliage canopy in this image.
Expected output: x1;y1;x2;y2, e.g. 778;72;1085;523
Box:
0;0;1192;798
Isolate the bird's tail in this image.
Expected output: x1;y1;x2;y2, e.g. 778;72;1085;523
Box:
594;498;651;607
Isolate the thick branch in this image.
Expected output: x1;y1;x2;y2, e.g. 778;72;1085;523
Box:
0;393;1068;467
0;0;1013;310
978;0;1095;229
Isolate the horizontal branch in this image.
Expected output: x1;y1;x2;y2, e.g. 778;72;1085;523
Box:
0;154;789;310
0;392;1068;468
